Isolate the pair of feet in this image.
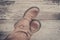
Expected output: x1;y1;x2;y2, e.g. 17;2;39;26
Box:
5;7;41;40
14;7;41;35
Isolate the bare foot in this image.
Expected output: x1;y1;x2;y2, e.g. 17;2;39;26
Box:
4;7;41;40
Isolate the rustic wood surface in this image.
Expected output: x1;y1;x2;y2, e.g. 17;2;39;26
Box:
0;0;60;40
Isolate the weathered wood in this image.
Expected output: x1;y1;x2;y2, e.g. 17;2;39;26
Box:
0;0;60;40
0;0;60;20
0;20;60;40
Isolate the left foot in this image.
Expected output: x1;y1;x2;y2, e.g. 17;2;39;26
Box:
30;19;41;33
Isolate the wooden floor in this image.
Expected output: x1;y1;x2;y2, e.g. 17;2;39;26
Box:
0;0;60;40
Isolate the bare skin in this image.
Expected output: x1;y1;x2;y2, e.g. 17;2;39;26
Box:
4;7;41;40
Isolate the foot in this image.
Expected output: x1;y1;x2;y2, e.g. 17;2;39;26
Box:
4;7;41;40
23;7;40;21
14;7;41;36
30;19;41;33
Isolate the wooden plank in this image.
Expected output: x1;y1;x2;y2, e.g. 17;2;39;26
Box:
0;20;60;40
0;20;60;31
31;20;60;40
0;1;60;20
